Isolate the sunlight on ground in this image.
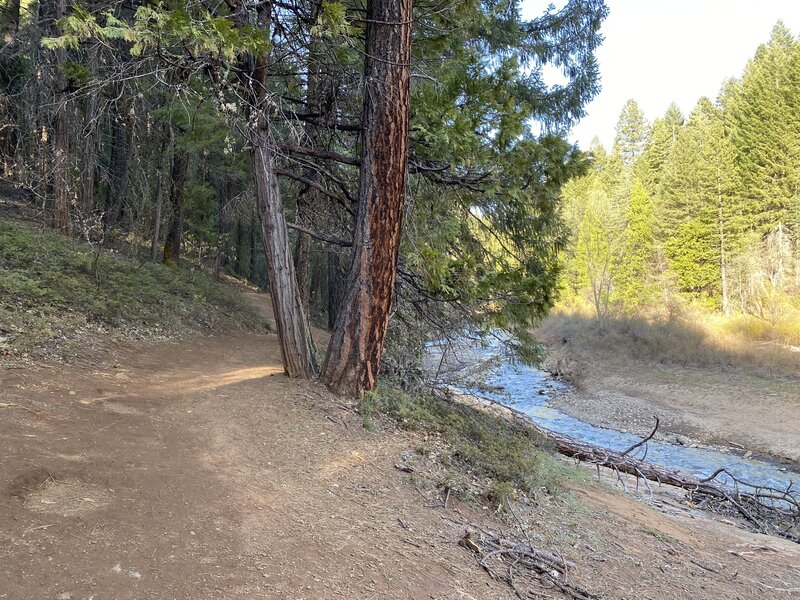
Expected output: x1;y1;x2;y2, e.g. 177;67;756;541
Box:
152;365;285;396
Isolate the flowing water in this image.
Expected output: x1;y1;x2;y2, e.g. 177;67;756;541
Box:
433;338;799;493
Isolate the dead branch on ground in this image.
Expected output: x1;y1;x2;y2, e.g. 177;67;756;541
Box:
459;529;599;600
442;390;800;544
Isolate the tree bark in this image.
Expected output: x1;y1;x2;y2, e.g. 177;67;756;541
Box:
252;126;317;377
52;95;70;233
236;0;317;378
163;134;188;267
321;0;412;396
150;129;170;262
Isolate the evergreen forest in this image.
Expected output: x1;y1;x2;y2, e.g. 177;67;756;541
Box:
561;23;800;347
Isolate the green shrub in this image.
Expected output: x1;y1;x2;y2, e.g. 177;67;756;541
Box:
371;382;579;501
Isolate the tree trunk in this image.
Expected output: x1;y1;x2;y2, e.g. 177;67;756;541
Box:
150;168;163;261
321;0;412;396
327;249;344;330
42;0;70;233
103;88;133;235
249;217;257;282
252;126;317;378
293;196;312;309
163;135;188;267
236;0;317;378
52;98;70;233
79;51;99;216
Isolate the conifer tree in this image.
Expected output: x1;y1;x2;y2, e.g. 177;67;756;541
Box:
639;102;683;197
613;99;649;169
661;98;742;307
727;22;800;233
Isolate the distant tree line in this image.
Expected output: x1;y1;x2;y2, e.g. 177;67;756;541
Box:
562;22;800;332
0;0;608;393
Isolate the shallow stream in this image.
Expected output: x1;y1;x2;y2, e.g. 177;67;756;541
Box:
437;339;799;493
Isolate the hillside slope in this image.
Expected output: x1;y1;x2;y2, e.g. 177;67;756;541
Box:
0;212;267;359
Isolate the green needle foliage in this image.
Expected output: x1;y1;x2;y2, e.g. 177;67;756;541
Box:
561;22;800;330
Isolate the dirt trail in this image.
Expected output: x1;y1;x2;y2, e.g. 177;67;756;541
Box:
2;293;800;599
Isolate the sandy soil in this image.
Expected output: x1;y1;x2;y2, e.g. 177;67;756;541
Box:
2;294;800;599
540;345;800;465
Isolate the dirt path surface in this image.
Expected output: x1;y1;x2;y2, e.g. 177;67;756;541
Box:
544;353;800;465
2;294;800;599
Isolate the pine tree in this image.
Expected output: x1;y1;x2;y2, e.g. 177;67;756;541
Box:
661;98;742;307
639;102;684;197
613;99;649;169
727;22;800;233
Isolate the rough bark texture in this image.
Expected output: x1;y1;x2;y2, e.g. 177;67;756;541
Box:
236;0;317;378
163;140;188;267
321;0;412;396
252;127;318;378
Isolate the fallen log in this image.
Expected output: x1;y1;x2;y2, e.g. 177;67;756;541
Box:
440;388;800;544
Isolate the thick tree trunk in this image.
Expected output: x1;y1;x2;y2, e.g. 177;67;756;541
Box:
163;138;188;267
321;0;412;396
252;127;317;378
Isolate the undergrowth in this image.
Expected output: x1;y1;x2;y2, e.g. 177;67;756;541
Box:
365;382;584;507
0;218;267;354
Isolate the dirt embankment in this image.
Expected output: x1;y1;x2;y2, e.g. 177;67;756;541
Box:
2;294;799;599
538;329;800;466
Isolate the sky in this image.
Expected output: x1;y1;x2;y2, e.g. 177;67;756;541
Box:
521;1;800;150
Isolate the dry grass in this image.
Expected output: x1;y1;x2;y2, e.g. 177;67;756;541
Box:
537;305;800;381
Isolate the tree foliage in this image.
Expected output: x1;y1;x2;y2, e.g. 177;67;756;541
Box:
561;22;800;328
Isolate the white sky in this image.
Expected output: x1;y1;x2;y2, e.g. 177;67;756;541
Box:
521;1;800;150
